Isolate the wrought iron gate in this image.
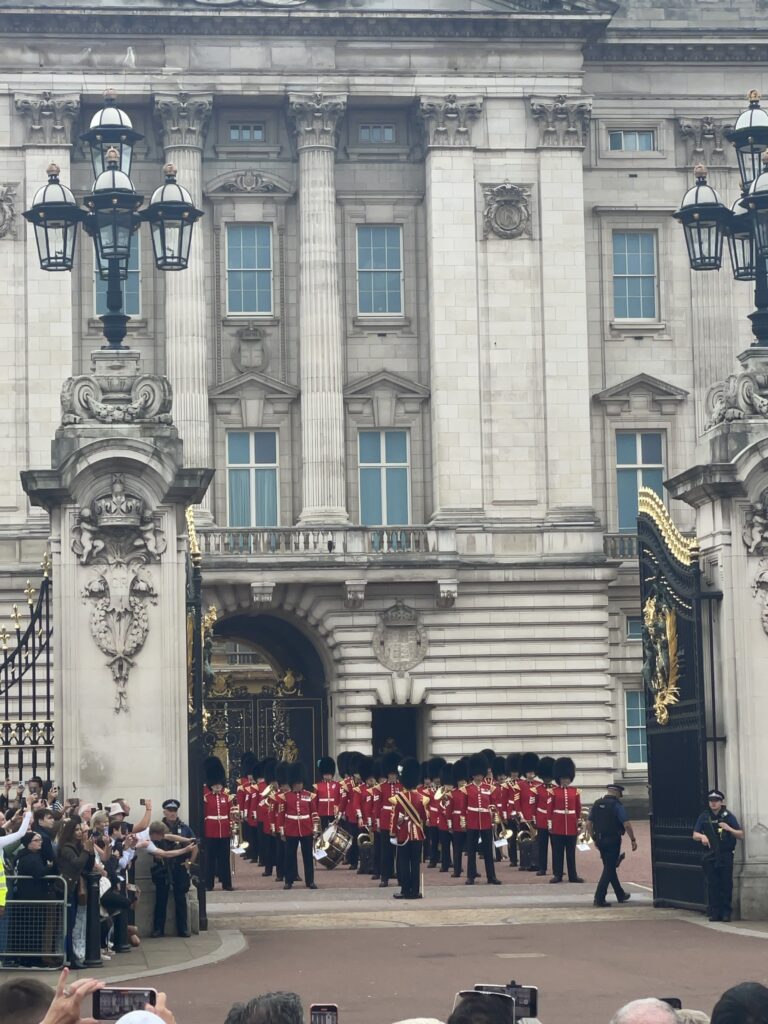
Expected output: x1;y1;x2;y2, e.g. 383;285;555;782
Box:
638;488;720;910
0;555;54;780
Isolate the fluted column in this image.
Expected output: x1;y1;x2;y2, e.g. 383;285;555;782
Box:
288;93;349;525
15;91;80;519
154;93;213;516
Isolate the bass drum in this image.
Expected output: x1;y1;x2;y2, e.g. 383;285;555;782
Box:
314;821;353;869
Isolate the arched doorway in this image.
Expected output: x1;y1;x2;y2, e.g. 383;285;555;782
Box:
204;613;328;783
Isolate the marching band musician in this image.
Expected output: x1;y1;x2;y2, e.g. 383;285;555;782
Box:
504;754;521;867
449;757;469;878
377;751;401;888
356;756;377;875
517;753;541;872
203;756;235;892
491;757;508;864
464;754;501;886
314;756;341;829
257;757;278;877
369;758;384;880
426;757;446;867
436;762;454;873
272;762;291;883
534;756;555;877
278;762;320;890
237;752;257;864
549;757;584;885
390;757;429;900
339;753;365;869
246;758;265;865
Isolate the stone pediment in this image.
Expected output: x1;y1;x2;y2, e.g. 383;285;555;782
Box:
344;370;429;401
593;373;688;417
210;371;298;427
344;370;429;426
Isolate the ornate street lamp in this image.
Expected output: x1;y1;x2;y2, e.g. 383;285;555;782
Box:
675;92;768;347
23;93;203;351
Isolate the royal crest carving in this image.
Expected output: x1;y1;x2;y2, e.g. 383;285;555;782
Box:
61;373;173;425
641;584;680;727
373;601;428;673
0;183;17;240
678;116;734;168
529;95;591;148
482;182;532;240
706;370;768;428
72;474;166;713
288;93;347;149
232;321;266;373
14;92;80;146
744;489;768;556
419;95;483;148
154;93;213;150
216;169;283;194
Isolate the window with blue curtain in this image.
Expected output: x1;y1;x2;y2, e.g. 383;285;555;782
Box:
616;431;664;533
357;225;403;315
226;224;272;315
95;237;141;316
612;230;657;319
625;690;648;765
226;431;278;527
358;430;409;526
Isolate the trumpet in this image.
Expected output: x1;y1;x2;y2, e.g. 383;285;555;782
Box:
493;810;513;842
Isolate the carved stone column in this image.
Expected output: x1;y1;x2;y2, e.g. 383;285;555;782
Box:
14;91;80;520
418;94;484;522
154;93;213;516
288;93;348;524
529;95;596;521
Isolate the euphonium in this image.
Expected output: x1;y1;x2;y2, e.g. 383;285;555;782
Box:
516;817;537;844
493;809;513;842
357;825;374;847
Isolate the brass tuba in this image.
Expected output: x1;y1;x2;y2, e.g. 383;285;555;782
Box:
516;817;537;844
357;825;375;847
493;810;513;842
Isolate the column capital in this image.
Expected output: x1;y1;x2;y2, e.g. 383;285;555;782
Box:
14;91;80;147
154;92;213;151
529;94;591;149
677;115;735;169
288;92;347;150
418;94;483;149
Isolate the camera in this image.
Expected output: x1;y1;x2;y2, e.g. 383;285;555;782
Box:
93;988;157;1020
455;981;538;1023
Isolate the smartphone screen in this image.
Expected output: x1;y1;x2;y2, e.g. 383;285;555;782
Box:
508;985;538;1018
93;988;157;1020
310;1003;339;1024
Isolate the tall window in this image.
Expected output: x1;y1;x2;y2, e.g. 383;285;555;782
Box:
226;224;272;315
227;431;278;527
359;430;409;526
95;238;140;316
625;691;648;767
356;225;403;315
616;431;664;533
613;230;657;319
609;129;655;152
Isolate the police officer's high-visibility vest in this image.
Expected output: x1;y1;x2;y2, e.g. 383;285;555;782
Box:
0;857;7;909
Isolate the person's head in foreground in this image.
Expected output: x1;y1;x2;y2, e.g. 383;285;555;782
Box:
447;993;513;1024
711;982;768;1024
0;978;55;1024
224;992;304;1024
610;998;680;1024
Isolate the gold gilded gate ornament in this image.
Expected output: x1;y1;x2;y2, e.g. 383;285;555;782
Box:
641;589;680;726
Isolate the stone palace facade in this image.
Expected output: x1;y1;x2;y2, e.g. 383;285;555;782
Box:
0;0;762;801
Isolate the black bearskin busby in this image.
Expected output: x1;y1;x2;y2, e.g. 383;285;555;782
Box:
553;757;576;784
382;750;400;777
275;761;291;788
336;752;350;777
428;756;447;780
468;753;489;780
399;756;421;790
439;762;454;788
358;755;375;782
505;753;521;777
253;758;265;779
204;756;226;788
538;756;556;783
492;755;506;781
241;751;256;777
521;752;540;777
288;762;307;788
452;757;469;787
420;760;430;784
316;756;336;779
262;757;278;784
348;751;365;778
480;748;496;767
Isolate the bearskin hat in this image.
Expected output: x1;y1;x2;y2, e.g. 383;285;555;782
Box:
253;758;265;779
204;756;226;787
348;751;365;777
505;753;521;776
521;752;540;776
428;756;447;780
399;757;421;790
240;751;256;777
382;750;401;777
373;757;384;781
288;762;307;788
358;755;375;782
538;756;556;782
480;748;496;767
336;752;350;777
553;757;576;784
468;753;489;779
275;761;291;787
261;757;278;784
420;760;431;783
492;756;506;780
439;762;454;788
452;757;469;786
316;756;336;779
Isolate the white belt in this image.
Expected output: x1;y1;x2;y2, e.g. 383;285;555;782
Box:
286;814;311;820
467;806;490;812
206;815;229;820
553;809;577;815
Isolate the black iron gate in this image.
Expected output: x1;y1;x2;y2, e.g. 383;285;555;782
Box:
0;556;54;781
637;487;720;910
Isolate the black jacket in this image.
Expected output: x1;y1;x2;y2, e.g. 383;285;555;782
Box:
15;849;50;901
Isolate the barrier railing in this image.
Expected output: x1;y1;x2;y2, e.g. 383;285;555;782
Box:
0;874;66;970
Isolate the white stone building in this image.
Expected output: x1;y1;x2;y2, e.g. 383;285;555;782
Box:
0;0;761;804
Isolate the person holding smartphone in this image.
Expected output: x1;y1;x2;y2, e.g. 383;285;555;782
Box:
56;816;95;969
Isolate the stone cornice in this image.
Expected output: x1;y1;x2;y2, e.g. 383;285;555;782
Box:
154;92;213;151
586;36;768;64
14;91;80;146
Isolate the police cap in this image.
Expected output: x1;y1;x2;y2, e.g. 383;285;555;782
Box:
708;789;725;801
162;799;181;811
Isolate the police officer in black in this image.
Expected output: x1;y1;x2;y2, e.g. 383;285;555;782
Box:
149;817;195;938
162;799;195;841
693;789;743;922
587;782;637;908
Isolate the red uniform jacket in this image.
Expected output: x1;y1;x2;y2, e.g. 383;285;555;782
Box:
492;783;509;821
378;781;401;832
314;780;341;819
256;782;274;827
203;787;232;840
368;786;382;830
391;788;428;843
534;784;554;830
268;791;286;835
341;783;364;825
449;786;468;832
465;781;494;831
426;787;440;828
506;780;520;818
435;790;451;832
517;778;541;822
280;790;319;838
549;785;581;836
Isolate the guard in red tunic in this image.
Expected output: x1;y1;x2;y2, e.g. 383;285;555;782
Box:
504;753;521;867
449;757;469;878
237;751;257;864
377;751;401;888
279;762;320;890
339;753;365;869
436;762;454;873
465;753;501;886
426;756;446;867
314;756;341;829
517;752;542;872
257;757;278;877
390;757;428;900
203;756;234;891
491;757;508;864
534;756;555;877
549;756;584;885
273;761;291;883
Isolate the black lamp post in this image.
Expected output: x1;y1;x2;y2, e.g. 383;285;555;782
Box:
674;90;768;347
23;93;203;351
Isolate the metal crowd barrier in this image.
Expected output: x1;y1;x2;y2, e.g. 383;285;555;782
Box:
0;874;67;970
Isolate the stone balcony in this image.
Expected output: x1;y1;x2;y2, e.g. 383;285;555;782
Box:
603;532;639;560
197;525;458;562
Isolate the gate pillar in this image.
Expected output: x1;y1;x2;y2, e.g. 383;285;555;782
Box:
21;348;211;811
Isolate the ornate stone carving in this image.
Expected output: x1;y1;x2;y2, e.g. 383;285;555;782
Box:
61;372;173;425
436;579;458;609
231;321;266;374
373;601;428;672
706;370;768;428
288;93;346;149
482;182;532;240
215;169;284;194
744;490;768;556
154;92;213;150
678;116;734;168
344;580;366;610
0;183;17;240
72;474;166;713
14;92;80;147
752;560;768;636
418;95;483;148
251;580;276;607
529;95;591;148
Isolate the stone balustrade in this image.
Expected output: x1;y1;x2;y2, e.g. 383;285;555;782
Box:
603;533;639;560
197;525;455;558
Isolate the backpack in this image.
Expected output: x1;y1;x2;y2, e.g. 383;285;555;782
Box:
590;797;623;840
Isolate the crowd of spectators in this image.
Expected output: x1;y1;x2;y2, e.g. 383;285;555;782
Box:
2;970;767;1024
0;777;197;968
